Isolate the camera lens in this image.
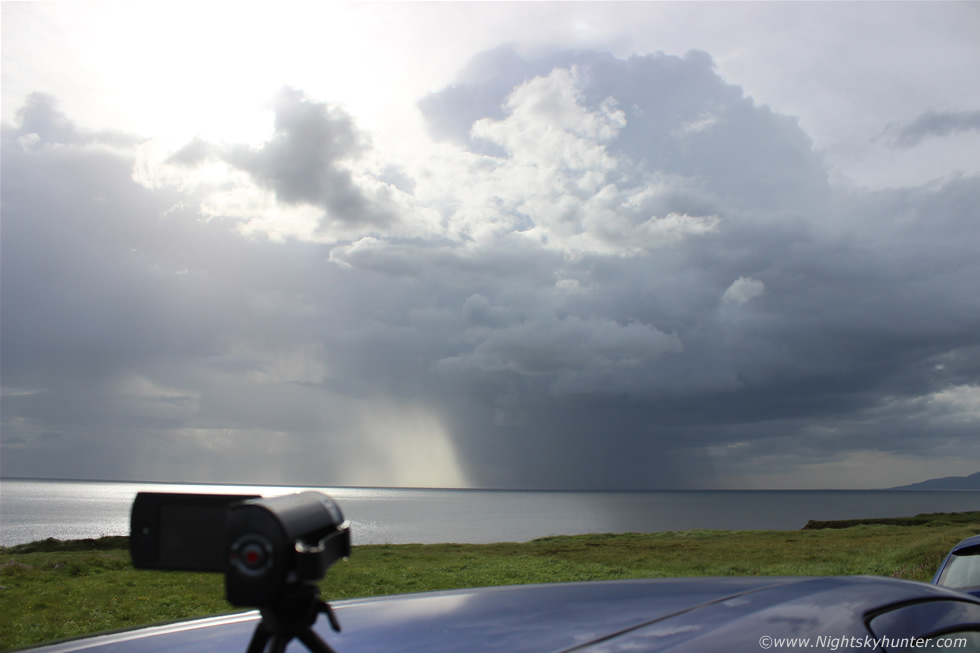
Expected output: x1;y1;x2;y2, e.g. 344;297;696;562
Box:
230;535;274;576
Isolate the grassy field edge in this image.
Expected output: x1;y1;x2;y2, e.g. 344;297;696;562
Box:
2;511;979;650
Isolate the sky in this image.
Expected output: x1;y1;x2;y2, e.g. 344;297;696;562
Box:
2;2;980;490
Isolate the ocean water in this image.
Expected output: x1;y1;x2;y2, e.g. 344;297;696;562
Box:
2;479;980;548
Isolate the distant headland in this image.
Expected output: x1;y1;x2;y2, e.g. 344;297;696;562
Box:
889;472;980;490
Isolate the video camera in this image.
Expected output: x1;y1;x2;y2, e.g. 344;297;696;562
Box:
131;491;351;653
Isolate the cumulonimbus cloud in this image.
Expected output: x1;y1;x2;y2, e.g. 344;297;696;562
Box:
3;48;980;489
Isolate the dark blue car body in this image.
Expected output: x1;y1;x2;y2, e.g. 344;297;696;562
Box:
933;534;980;599
24;576;980;653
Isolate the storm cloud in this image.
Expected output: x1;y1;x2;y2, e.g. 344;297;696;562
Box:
3;49;979;489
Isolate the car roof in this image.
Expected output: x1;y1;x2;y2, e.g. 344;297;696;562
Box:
24;576;980;653
951;534;980;553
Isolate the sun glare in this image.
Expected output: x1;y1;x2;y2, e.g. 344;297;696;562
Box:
2;3;430;147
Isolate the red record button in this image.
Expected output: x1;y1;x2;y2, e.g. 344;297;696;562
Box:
243;543;264;568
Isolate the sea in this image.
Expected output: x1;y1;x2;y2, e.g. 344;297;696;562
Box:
2;479;980;548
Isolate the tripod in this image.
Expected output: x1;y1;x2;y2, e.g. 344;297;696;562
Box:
245;583;342;653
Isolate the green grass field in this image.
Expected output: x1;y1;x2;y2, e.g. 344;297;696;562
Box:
2;511;978;650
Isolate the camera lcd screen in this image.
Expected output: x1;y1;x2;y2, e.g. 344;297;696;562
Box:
159;504;229;570
131;493;259;572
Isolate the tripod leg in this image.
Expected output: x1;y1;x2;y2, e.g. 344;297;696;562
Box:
319;601;341;633
296;626;338;653
246;622;270;653
269;635;290;653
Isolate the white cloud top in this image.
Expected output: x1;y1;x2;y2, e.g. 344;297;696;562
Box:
723;277;766;305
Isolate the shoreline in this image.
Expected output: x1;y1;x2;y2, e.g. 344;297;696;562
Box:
4;510;979;554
